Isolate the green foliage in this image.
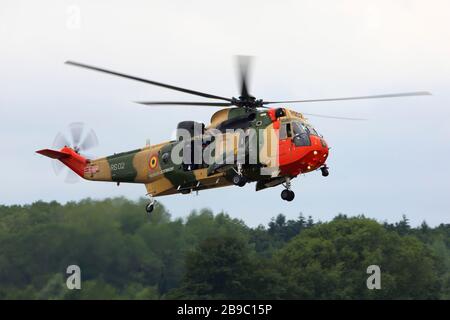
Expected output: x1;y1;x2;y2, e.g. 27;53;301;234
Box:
0;198;448;299
275;216;440;299
171;235;281;299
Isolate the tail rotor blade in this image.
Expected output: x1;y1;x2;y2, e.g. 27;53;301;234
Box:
53;132;70;149
52;160;66;175
69;122;85;147
47;123;99;182
64;170;80;184
79;129;99;151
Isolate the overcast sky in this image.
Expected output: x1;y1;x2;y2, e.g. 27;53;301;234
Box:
1;0;449;226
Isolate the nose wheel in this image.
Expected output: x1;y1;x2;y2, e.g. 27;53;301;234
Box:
281;189;295;201
232;174;247;187
321;165;329;177
281;177;295;201
232;163;247;187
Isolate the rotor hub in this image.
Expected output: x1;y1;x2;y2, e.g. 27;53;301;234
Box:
232;96;264;109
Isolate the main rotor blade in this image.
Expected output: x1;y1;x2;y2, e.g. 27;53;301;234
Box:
65;61;232;102
135;101;233;107
236;55;252;98
263;91;431;104
302;113;367;120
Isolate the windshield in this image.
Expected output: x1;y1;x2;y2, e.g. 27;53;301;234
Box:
305;123;320;136
282;120;321;138
291;121;311;147
292;121;307;136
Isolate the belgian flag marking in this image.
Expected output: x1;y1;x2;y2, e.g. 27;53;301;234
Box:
149;155;158;169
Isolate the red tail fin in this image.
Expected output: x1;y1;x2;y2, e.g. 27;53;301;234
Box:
36;149;71;159
36;147;87;177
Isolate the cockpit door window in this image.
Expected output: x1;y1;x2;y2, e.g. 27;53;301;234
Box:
279;122;292;140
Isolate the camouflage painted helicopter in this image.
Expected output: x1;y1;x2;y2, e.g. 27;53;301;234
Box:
37;57;430;213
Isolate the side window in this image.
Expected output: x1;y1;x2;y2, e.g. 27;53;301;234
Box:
279;122;292;140
279;123;286;139
286;123;292;138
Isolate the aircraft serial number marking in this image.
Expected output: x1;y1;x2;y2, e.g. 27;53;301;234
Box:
110;162;125;171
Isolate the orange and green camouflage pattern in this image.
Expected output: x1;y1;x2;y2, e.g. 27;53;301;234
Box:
38;107;326;198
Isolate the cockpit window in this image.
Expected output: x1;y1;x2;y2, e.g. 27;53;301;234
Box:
280;120;320;139
305;124;319;136
292;121;311;147
291;120;321;137
279;122;292;140
292;121;307;136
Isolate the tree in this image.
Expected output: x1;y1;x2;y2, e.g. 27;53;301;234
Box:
174;236;255;299
0;198;447;300
172;235;281;299
268;213;310;243
274;217;440;299
395;214;411;235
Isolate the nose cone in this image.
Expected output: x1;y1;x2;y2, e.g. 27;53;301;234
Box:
280;135;330;176
320;137;329;153
307;136;329;171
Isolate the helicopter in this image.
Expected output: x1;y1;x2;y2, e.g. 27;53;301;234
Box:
36;57;430;214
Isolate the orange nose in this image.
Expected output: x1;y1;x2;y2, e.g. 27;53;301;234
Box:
320;138;329;156
307;137;329;171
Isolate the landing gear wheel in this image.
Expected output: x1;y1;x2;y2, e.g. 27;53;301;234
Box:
287;190;295;201
145;203;154;214
238;177;247;187
281;189;295;201
232;174;247;187
321;166;329;177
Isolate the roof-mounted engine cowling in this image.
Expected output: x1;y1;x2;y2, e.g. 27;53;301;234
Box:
176;121;205;142
216;112;256;132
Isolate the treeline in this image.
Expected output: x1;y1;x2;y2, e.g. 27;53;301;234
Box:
0;197;448;299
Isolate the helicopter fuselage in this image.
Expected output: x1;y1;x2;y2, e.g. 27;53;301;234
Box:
37;107;329;198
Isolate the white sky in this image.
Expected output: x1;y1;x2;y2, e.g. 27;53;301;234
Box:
1;0;450;226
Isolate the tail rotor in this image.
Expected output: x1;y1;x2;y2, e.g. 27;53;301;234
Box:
51;122;99;183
